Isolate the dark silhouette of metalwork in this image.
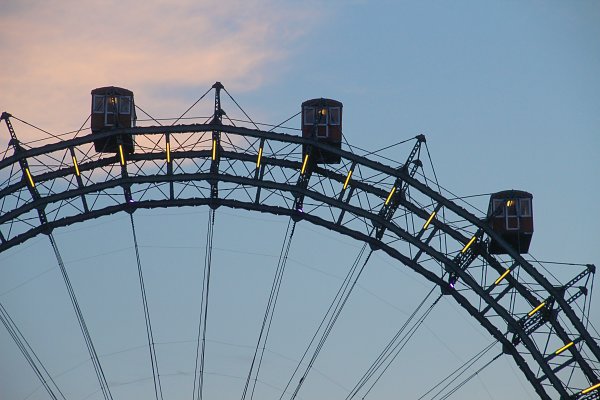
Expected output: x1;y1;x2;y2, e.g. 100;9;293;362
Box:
1;84;598;400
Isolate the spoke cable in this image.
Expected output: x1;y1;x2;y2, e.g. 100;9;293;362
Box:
417;340;498;400
129;213;164;400
346;287;442;400
48;233;113;400
135;104;165;127
436;352;502;400
171;87;213;126
9;115;65;142
193;208;216;400
72;114;93;139
267;112;302;133
223;88;261;131
276;242;368;399
240;218;297;400
363;137;417;157
362;294;443;399
0;301;67;400
281;243;373;400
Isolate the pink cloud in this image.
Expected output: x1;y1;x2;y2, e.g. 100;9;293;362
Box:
0;0;317;147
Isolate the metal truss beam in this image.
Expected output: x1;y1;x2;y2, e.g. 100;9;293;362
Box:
1;122;598;399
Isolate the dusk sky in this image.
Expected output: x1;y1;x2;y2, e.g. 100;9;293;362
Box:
1;1;599;400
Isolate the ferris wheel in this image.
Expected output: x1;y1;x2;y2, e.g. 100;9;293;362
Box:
0;82;598;400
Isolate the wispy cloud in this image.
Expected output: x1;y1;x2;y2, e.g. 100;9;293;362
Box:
0;0;316;144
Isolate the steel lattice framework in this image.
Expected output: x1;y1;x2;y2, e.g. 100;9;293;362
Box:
1;87;599;399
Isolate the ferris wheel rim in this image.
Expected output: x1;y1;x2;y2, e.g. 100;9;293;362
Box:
0;121;598;400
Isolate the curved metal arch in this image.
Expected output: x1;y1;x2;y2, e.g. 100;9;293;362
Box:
1;122;598;399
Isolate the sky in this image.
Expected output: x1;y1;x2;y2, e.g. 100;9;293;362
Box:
1;1;599;400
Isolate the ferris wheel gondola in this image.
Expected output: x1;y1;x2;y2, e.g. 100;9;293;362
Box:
90;86;137;154
487;190;534;254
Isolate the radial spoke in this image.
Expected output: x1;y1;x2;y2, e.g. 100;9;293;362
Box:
193;208;216;400
129;213;164;400
0;300;67;400
346;287;442;400
49;233;113;400
241;218;297;400
281;244;373;400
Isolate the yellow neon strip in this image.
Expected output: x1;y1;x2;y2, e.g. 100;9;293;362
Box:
343;169;353;190
461;236;477;253
212;139;217;161
166;142;171;163
528;302;546;317
423;211;436;230
72;156;80;177
25;168;35;187
494;269;511;285
555;341;574;355
385;186;396;205
582;382;600;395
301;154;309;175
256;147;263;168
119;145;125;165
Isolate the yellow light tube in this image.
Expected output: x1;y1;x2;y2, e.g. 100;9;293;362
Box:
72;156;80;177
582;382;600;395
343;169;353;190
256;146;263;168
461;236;477;253
385;186;396;205
494;269;511;285
423;211;436;230
555;341;574;355
166;142;171;163
25;168;35;187
118;144;125;166
212;139;217;161
528;302;546;317
301;154;309;175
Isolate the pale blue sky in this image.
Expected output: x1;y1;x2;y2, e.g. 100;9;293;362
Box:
1;1;599;400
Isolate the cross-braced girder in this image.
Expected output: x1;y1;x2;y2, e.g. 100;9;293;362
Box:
1;115;598;399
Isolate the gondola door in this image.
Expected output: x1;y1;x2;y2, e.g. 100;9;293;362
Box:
105;96;117;127
316;107;328;139
506;200;519;230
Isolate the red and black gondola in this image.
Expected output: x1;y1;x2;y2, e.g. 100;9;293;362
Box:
487;190;534;254
91;86;136;153
301;98;343;164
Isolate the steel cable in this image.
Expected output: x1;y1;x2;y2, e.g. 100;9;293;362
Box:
193;208;216;400
48;233;113;400
276;242;369;399
281;244;373;400
240;218;297;400
345;287;441;400
10;115;65;142
129;213;164;400
0;301;67;400
437;352;502;400
360;294;443;399
171;87;213;126
223;88;261;131
417;340;498;400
